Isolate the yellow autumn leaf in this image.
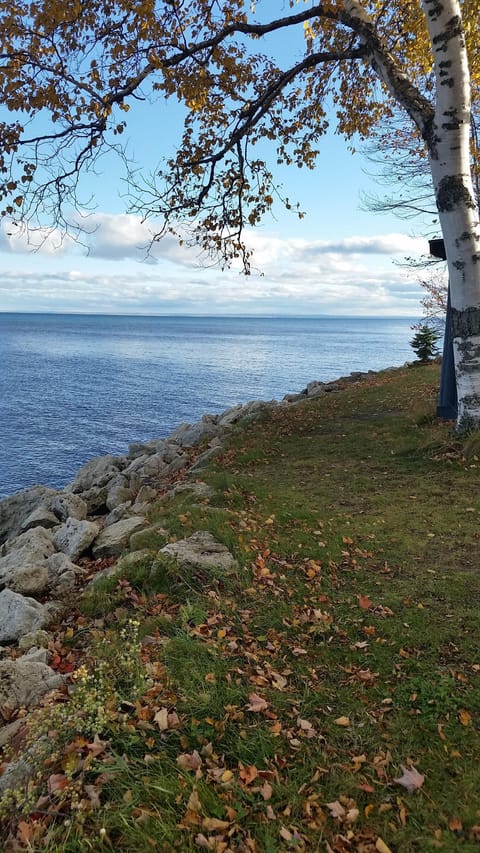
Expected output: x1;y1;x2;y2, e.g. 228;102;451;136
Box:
459;709;472;726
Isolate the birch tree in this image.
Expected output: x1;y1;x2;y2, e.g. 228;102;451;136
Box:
0;0;479;428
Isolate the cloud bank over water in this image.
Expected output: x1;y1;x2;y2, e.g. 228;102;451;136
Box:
0;212;427;315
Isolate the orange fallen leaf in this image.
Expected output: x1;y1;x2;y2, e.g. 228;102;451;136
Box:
458;709;472;726
202;817;230;831
358;782;375;794
239;764;259;784
358;594;372;609
16;821;34;845
48;774;69;794
334;716;350;727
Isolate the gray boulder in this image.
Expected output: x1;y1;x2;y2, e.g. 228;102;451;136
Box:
0;526;55;563
106;475;135;511
0;657;63;709
104;502;133;526
92;516;147;558
127;441;157;460
0;589;49;645
53;517;100;562
125;452;169;478
19;506;59;533
217;403;245;427
172;481;215;500
305;380;326;397
18;629;51;652
8;564;50;597
46;492;87;522
168;420;221;448
0;527;56;592
0;756;33;795
66;454;125;494
160;531;236;574
132;485;157;513
47;552;82;595
0;485;56;545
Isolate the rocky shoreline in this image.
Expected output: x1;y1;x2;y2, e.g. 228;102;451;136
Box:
0;367;386;732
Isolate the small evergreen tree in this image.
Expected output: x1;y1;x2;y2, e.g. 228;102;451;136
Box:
410;325;440;363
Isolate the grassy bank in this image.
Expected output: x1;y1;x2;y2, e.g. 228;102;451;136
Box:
2;363;480;852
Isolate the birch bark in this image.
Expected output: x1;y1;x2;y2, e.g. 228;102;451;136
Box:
421;0;480;430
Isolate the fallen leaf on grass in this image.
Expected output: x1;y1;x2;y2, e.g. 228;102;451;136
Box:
247;693;269;712
202;817;230;831
260;781;273;800
177;750;203;771
334;716;350;727
458;709;472;726
358;595;372;610
376;839;393;853
239;764;258;784
46;773;69;795
292;647;308;656
393;764;425;793
187;788;202;813
154;707;169;730
327;801;345;819
86;734;108;757
16;821;35;845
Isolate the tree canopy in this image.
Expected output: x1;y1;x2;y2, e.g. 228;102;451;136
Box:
1;0;480;428
0;0;477;265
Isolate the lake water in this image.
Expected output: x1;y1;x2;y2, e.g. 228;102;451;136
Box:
0;313;417;497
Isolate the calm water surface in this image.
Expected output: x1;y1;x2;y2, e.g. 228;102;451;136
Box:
0;313;416;497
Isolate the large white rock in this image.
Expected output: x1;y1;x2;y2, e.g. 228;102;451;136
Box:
160;531;237;573
67;454;125;494
168;420;221;448
0;526;55;564
106;475;135;511
0;485;56;544
47;552;82;595
0;589;49;645
125;452;169;477
92;516;147;558
19;506;59;533
0;527;56;591
0;657;63;709
8;564;50;597
46;492;88;522
53;517;100;562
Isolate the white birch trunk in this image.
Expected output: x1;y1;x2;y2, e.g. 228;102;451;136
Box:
421;0;480;430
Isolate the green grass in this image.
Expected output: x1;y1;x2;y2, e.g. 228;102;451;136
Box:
2;363;480;852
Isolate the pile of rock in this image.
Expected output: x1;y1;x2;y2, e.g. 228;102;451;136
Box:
0;369;376;714
0;396;283;648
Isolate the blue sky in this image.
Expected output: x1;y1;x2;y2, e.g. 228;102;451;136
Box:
0;13;441;317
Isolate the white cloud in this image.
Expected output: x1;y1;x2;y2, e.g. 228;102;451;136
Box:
0;212;427;315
